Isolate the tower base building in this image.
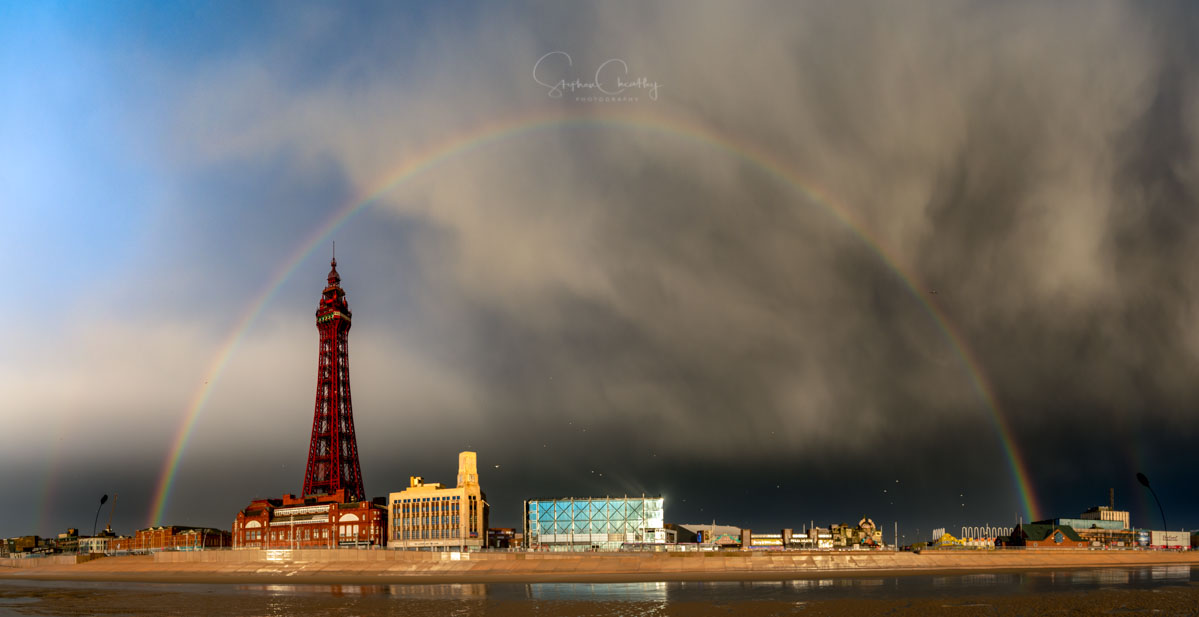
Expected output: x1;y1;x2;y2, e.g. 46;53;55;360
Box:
232;491;386;549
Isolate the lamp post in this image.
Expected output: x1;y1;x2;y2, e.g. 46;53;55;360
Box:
93;494;109;537
1135;472;1167;531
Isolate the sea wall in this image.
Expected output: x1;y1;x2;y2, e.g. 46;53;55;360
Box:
5;549;1197;583
145;548;1199;580
0;554;103;569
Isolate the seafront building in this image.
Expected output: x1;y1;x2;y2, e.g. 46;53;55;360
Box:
1037;517;1133;547
1081;505;1131;530
387;452;489;550
668;523;742;547
486;528;520;548
524;495;672;550
232;491;386;549
743;519;884;550
110;526;231;553
1032;501;1136;547
1001;523;1088;548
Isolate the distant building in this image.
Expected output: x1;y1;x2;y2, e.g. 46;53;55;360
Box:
8;536;39;554
841;518;884;547
743;530;784;549
1148;531;1190;549
668;523;741;547
788;526;834;549
77;526;119;554
233;490;386;549
487;528;517;549
55;528;79;554
388;452;489;551
1080;506;1130;530
111;526;231;553
78;536;111;554
525;496;669;550
1000;523;1086;548
779;518;883;550
1036;518;1134;547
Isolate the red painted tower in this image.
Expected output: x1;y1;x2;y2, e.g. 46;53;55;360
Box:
302;256;365;502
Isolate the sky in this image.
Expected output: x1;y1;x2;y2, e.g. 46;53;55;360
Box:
3;1;1199;543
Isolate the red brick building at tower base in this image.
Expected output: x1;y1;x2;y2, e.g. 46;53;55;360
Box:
232;491;385;549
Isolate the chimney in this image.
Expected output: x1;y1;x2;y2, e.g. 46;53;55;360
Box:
1109;488;1114;510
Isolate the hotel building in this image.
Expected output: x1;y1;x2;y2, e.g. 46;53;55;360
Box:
388;452;489;550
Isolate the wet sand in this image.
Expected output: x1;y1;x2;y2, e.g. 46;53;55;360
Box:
1;580;1198;616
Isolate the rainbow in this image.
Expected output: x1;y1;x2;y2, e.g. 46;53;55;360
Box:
35;416;67;536
149;107;1041;526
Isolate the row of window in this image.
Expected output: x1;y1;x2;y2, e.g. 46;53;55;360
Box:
241;525;370;543
396;516;460;526
395;503;460;515
529;522;647;535
398;529;461;540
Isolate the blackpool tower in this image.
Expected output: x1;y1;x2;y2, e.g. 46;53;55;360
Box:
302;255;365;502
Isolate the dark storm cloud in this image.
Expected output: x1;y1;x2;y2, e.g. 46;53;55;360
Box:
6;1;1199;536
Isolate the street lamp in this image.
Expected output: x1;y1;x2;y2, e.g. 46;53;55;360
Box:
1135;472;1167;531
93;494;109;537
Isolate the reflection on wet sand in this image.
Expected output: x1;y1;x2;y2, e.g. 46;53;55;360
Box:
0;567;1195;616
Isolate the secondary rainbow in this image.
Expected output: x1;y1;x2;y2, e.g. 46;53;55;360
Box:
149;107;1041;526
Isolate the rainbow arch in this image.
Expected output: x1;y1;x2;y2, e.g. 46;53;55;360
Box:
148;107;1042;526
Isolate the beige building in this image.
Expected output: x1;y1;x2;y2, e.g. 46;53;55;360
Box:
388;452;489;550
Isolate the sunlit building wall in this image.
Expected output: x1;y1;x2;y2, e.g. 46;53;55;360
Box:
387;452;489;550
524;496;667;551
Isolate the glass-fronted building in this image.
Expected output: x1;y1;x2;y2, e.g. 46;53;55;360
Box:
524;496;668;550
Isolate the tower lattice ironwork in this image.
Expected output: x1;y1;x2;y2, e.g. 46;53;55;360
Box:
302;256;365;502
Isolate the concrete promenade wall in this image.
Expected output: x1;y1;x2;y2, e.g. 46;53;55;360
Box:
0;554;102;569
5;550;1197;583
144;548;1199;579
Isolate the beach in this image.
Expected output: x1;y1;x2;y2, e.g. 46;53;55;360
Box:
1;571;1198;616
3;549;1199;585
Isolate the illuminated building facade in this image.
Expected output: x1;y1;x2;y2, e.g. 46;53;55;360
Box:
110;526;231;553
1080;506;1130;530
388;452;489;550
232;491;386;549
524;496;668;550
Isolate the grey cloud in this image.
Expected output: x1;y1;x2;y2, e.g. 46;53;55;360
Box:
163;0;1199;472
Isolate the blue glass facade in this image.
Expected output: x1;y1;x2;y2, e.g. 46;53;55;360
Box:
525;496;665;549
